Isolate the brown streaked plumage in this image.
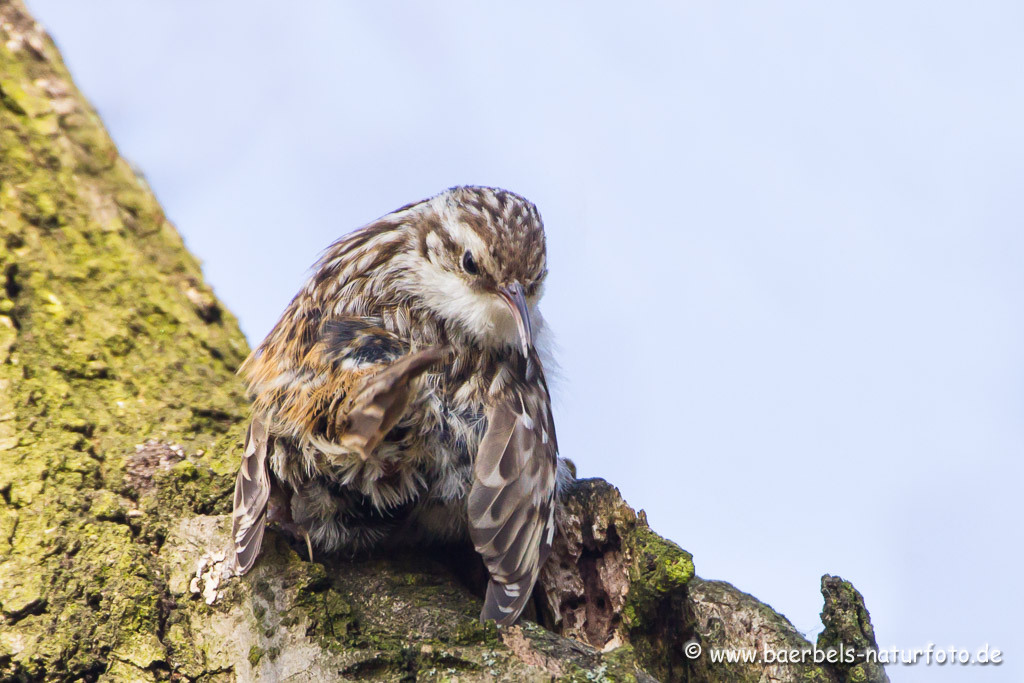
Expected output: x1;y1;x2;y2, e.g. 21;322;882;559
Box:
231;186;567;625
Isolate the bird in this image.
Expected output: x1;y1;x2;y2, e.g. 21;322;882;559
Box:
230;186;566;625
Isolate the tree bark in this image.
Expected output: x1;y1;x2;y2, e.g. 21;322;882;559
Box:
0;2;889;680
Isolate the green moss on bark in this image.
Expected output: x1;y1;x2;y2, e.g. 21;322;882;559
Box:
0;4;247;678
817;576;889;683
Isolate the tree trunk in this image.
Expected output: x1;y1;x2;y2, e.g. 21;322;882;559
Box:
0;2;888;681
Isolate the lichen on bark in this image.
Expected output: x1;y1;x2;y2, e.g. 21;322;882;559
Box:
0;2;889;680
0;2;248;678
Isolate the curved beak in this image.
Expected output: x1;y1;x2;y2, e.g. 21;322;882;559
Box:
498;281;533;357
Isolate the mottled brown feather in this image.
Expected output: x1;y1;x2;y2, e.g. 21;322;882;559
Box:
468;379;557;625
232;319;443;570
231;418;270;574
338;346;450;459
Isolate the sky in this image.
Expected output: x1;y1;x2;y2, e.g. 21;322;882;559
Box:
26;2;1023;680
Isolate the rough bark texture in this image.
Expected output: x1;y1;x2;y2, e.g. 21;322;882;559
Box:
0;2;889;680
817;576;890;683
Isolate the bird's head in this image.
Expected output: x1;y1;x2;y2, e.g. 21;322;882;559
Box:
399;186;548;356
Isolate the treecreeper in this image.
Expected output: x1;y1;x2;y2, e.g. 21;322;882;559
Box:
230;186;569;625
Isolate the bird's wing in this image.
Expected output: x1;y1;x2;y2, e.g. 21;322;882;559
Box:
232;317;446;572
231;418;271;574
468;385;558;625
335;344;449;459
243;317;447;456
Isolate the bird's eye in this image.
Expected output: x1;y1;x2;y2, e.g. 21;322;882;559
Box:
462;251;479;275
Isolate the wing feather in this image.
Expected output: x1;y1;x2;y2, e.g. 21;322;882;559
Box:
339;346;449;458
232;418;271;574
244;315;446;459
469;388;558;625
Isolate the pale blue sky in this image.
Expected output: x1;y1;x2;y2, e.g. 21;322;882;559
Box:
27;2;1022;680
